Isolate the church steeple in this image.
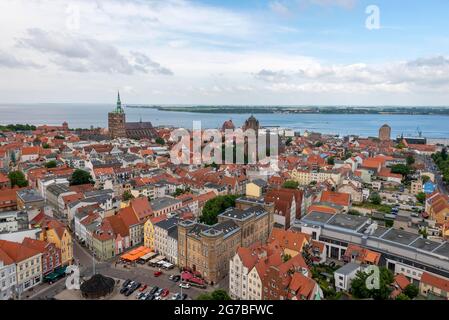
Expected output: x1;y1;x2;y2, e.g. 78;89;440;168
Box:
115;90;123;113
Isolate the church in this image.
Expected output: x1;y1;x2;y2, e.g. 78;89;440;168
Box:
108;92;157;140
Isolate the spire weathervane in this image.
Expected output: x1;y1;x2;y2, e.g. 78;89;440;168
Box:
116;90;123;113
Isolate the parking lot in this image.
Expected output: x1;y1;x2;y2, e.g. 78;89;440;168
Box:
105;259;210;300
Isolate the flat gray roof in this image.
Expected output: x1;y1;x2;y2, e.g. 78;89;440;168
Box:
328;214;369;231
432;242;449;259
151;197;181;211
380;229;420;246
410;238;441;252
336;262;360;275
302;211;335;225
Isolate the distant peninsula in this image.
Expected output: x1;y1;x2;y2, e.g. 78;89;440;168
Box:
126;105;449;115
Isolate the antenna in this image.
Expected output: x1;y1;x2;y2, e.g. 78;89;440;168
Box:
417;126;422;137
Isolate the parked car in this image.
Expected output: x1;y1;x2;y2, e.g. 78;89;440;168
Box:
136;292;146;300
171;293;181;300
179;282;190;289
150;286;159;295
125;282;141;296
139;284;148;292
120;281;135;294
181;293;188;300
122;279;131;288
161;289;169;297
170;275;181;282
154;271;163;277
145;294;155;300
155;288;163;296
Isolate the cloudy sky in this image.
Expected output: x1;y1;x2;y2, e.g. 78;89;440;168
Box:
1;0;449;105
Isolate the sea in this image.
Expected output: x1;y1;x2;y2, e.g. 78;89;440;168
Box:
1;103;449;141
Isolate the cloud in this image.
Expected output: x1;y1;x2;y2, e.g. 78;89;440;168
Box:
130;51;174;75
254;55;449;94
0;50;41;69
269;1;291;16
302;0;357;9
18;28;173;75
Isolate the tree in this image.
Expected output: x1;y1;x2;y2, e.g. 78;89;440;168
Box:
442;147;448;161
282;254;292;263
421;175;430;184
315;141;323;147
122;191;134;201
8;171;28;187
406;155;415;166
327;156;335;165
391;164;411;176
196;290;231;300
282;180;299;189
42;143;50;149
285;137;293;146
45;160;57;168
351;267;394;300
200;195;238;225
396;293;410;300
211;289;231;300
370;192;382;205
402;284;419;299
155;137;165;145
416;192;426;204
69;169;93;186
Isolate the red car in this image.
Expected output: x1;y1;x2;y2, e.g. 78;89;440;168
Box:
139;284;147;292
154;271;163;277
161;289;169;297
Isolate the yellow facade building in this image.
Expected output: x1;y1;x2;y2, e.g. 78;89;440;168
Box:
144;214;167;250
40;220;73;265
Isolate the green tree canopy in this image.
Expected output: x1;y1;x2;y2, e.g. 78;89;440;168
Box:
199;195;238;225
406;155;415;166
155;137;165;145
390;164;411;176
396;293;410;300
196;289;231;300
402;284;419;299
45;160;57;168
8;171;28;187
69;169;93;186
327;156;335;165
416;192;426;204
282;180;299;189
122;191;134;201
370;192;382;205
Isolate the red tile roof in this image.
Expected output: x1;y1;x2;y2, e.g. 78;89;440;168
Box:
420;272;449;292
0;239;41;262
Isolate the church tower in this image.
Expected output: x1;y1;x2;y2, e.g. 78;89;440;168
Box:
108;91;126;138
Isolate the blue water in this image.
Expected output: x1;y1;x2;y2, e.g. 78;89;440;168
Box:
1;103;449;138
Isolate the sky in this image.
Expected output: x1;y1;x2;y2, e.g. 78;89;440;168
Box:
1;0;449;105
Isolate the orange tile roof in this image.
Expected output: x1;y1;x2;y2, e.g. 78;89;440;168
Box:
320;190;351;207
0;247;14;265
420;272;449;292
0;239;41;262
394;274;410;290
269;228;310;253
21;146;41;156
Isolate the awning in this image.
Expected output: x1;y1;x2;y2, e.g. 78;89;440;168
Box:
120;246;152;261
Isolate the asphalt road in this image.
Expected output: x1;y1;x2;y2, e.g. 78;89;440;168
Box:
423;155;448;195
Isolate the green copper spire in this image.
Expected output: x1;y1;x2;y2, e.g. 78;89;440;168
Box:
116;90;123;113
